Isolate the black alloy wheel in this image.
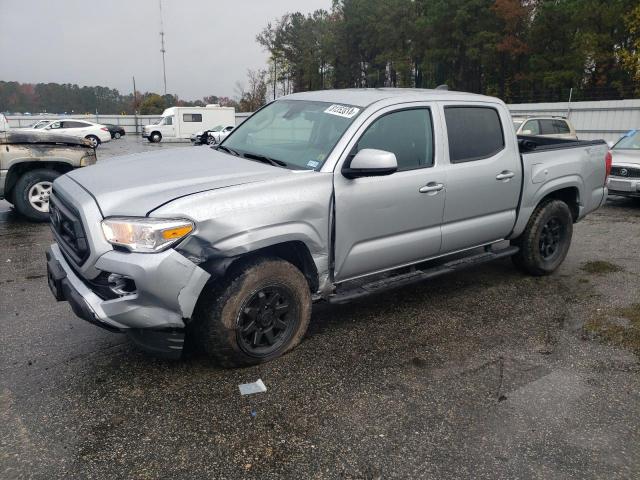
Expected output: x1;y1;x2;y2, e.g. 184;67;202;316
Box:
236;285;296;357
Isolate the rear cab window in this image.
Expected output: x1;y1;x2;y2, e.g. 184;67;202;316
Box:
444;106;505;163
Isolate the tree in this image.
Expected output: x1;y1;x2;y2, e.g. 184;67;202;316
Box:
139;94;167;114
236;69;268;112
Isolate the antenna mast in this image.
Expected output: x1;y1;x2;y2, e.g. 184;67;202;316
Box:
159;0;167;95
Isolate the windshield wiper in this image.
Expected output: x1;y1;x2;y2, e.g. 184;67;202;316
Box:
215;144;240;156
242;152;288;168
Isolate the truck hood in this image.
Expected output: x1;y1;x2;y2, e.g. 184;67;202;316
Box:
611;150;640;166
65;147;290;216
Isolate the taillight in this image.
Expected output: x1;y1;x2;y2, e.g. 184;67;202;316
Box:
604;151;612;183
100;127;109;132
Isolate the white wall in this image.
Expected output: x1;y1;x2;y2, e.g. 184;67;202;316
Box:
5;112;252;134
6;100;639;143
508;99;640;143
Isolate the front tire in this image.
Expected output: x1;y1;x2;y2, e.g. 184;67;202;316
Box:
511;200;573;276
13;169;60;222
114;131;121;139
190;258;312;368
150;132;162;143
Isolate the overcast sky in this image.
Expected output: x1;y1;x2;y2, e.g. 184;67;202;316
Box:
0;0;330;100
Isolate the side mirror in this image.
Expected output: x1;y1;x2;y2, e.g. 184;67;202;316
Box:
522;129;532;135
342;148;398;179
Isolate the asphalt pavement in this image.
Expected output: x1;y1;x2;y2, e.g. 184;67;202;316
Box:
1;136;639;479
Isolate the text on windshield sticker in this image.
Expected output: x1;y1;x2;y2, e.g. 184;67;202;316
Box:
324;104;360;118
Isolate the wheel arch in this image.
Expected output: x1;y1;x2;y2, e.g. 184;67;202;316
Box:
196;240;320;294
5;161;73;201
510;181;582;239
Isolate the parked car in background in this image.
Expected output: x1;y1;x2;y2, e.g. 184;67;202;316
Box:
190;124;235;145
25;119;52;130
190;125;221;145
606;129;640;198
104;124;126;139
513;116;578;140
0;131;96;221
208;125;235;144
143;105;235;143
46;88;609;365
42;119;111;148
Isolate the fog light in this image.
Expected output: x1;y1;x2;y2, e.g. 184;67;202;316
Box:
107;273;136;296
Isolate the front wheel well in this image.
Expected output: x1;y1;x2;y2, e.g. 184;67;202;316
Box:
537;187;580;221
201;241;320;293
5;162;73;200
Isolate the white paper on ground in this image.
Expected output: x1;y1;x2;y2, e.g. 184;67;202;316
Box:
239;379;267;396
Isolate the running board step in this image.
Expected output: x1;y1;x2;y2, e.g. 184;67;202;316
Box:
328;246;519;305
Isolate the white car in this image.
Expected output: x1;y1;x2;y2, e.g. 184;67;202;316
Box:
208;125;235;144
25;119;52;130
42;119;112;147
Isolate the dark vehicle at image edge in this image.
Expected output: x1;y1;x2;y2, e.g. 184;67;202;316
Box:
45;89;610;367
104;124;126;139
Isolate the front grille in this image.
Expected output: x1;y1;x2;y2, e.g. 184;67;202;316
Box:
610;166;640;178
49;193;90;265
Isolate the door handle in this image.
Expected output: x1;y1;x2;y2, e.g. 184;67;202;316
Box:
496;171;515;181
419;182;444;193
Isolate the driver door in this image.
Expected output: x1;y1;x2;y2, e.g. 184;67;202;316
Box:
333;105;446;282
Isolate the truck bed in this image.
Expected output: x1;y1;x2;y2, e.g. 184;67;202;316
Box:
517;135;607;153
509;135;609;239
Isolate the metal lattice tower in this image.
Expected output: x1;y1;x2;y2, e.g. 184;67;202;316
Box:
159;0;167;95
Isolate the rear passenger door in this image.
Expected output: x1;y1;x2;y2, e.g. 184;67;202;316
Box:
439;103;521;253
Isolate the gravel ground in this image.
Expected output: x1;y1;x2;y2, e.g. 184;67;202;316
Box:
1;136;639;479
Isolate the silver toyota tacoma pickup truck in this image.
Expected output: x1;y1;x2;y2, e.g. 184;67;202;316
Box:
45;89;610;367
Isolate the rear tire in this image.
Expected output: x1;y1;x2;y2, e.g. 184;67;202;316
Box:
511;200;573;276
85;135;100;148
13;169;60;222
189;258;312;368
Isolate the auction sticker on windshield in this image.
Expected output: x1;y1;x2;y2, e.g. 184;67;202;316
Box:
324;104;360;118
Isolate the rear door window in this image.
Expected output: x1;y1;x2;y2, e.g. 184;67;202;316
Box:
539;119;557;135
444;107;505;163
552;120;570;134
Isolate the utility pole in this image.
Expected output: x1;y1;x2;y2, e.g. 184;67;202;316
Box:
159;0;167;95
132;76;139;134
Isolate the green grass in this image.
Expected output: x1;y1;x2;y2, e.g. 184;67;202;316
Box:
580;261;623;275
584;303;640;355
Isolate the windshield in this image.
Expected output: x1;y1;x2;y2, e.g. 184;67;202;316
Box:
613;130;640;150
209;125;223;132
221;100;362;170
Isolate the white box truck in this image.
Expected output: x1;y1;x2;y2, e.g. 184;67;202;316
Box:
142;105;236;143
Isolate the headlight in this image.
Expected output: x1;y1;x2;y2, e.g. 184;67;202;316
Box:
101;217;194;253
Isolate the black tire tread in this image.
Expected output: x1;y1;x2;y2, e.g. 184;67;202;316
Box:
511;199;573;276
189;257;311;368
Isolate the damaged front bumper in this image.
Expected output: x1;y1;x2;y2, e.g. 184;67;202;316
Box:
46;243;210;358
